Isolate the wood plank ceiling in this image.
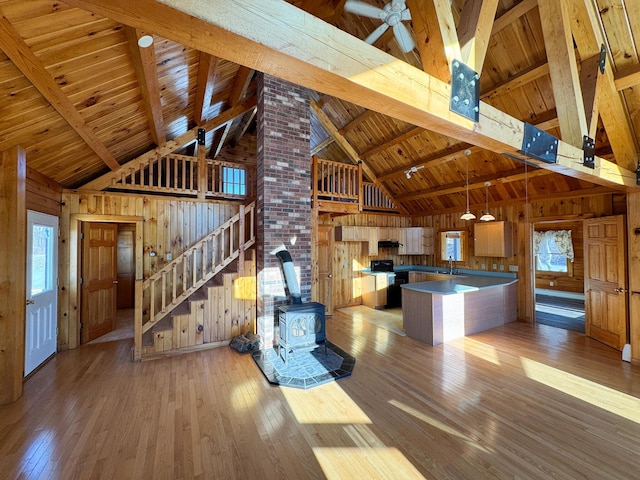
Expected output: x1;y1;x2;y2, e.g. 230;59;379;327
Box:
1;0;639;216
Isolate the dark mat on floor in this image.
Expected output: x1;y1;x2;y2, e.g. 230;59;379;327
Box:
535;294;585;333
252;341;355;389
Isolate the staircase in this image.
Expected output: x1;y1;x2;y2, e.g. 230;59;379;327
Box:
133;202;256;360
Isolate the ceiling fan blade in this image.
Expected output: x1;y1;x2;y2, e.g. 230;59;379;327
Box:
401;8;411;21
393;22;415;53
365;23;390;45
344;0;385;19
391;0;407;11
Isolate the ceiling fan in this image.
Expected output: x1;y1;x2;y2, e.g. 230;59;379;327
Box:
344;0;415;53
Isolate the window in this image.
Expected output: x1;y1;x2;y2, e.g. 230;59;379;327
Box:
31;224;55;296
222;166;246;196
440;230;467;262
534;230;574;273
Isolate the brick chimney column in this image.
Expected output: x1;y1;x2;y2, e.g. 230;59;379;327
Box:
255;73;311;349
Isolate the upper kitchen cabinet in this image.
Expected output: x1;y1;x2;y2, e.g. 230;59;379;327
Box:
400;227;434;255
474;221;513;258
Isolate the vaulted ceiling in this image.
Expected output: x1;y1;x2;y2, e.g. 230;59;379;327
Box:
1;0;639;216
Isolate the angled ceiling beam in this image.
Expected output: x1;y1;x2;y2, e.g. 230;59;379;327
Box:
210;66;254;158
81;96;257;190
194;53;219;125
396;167;551;202
230;106;257;146
339;110;377;135
538;0;588;149
0;11;120;171
310;98;408;214
64;0;638;191
311;135;335;155
569;0;638;172
491;0;538;35
480;61;550;101
124;27;166;146
407;0;461;82
615;64;640;91
457;0;500;73
360;126;423;159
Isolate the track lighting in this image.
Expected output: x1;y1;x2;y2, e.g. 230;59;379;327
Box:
404;165;424;179
480;181;495;221
460;152;476;220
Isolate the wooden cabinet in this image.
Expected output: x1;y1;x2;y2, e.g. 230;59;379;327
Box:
362;274;388;309
378;227;400;241
366;227;378;256
400;227;434;255
335;225;366;241
474;221;513;257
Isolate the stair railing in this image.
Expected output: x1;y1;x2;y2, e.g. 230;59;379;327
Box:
133;202;255;360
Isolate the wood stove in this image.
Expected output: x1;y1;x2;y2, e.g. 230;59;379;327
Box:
278;302;326;363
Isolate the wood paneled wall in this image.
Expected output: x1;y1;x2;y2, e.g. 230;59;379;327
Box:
58;190;240;350
323;194;616;320
26;167;62;217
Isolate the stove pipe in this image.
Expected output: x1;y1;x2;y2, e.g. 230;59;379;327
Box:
270;244;302;304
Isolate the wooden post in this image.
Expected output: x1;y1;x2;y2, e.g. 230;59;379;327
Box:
238;204;245;274
627;192;640;364
197;133;207;199
134;279;143;361
0;146;27;404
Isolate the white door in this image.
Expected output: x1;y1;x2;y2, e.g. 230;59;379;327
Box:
25;211;58;376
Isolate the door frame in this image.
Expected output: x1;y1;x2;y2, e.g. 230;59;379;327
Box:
68;214;143;349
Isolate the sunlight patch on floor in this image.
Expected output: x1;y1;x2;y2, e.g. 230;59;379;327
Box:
447;337;502;365
519;357;640;424
389;399;493;454
281;382;371;424
314;446;425;480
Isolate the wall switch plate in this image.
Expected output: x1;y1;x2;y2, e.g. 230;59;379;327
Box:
492;264;497;270
499;265;505;271
509;265;518;272
550;281;554;286
481;263;486;269
166;253;172;261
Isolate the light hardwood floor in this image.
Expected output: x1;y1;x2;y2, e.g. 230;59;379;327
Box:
2;308;640;479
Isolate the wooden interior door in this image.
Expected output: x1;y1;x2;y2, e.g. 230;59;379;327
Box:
116;226;135;308
317;225;334;316
584;215;628;350
81;222;118;343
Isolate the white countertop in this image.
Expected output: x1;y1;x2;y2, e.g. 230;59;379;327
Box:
401;275;517;295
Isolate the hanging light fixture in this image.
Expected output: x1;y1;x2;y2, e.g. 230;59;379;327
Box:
480;181;496;221
460;150;476;220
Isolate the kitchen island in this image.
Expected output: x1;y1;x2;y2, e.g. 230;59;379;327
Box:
401;275;517;345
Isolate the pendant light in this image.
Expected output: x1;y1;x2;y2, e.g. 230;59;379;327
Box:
480;181;496;221
460;150;476;220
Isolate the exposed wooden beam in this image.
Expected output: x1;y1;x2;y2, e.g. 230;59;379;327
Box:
480;61;550;101
0;12;120;171
310;98;408;215
457;0;500;73
310;135;334;155
81;97;257;191
396;167;550;202
360;126;423;159
569;0;638;172
538;0;588;149
615;64;640;91
338;110;377;135
124;27;166;146
64;0;638;191
230;107;257;147
491;0;538;35
579;54;603;138
194;53;219;125
211;66;254;158
407;0;460;82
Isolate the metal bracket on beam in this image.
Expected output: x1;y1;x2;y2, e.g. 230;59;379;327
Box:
599;44;607;74
519;123;559;164
450;60;480;122
583;135;595;169
197;128;206;145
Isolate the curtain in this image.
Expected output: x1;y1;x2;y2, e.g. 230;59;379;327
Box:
533;230;574;262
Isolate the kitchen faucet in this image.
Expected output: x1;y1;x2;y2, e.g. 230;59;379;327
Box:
448;256;453;275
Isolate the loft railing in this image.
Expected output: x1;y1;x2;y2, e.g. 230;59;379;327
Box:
133;202;255;360
102;153;253;200
362;182;397;211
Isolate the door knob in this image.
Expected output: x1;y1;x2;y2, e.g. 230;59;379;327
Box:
26;299;35;305
328;274;332;278
113;280;119;284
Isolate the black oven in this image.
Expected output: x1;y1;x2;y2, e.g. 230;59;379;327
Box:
370;260;407;308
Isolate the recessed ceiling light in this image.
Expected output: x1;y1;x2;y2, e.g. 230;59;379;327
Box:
137;35;154;48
